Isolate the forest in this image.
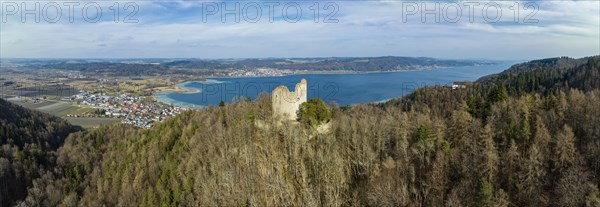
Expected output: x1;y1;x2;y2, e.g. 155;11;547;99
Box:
1;56;600;206
0;99;76;206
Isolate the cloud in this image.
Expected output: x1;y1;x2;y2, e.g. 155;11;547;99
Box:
0;0;598;59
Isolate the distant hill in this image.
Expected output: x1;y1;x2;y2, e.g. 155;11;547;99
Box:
0;98;77;206
36;62;169;76
478;56;593;82
479;55;600;94
164;56;492;71
2;57;495;77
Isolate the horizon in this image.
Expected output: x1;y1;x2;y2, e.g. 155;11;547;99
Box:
0;55;531;61
2;55;596;62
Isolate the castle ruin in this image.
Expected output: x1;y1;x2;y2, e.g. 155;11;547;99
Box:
272;79;307;121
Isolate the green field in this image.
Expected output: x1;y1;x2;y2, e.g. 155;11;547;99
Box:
65;117;121;128
8;99;57;109
36;101;79;117
8;99;120;128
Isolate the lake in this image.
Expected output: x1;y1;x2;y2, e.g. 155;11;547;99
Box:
155;61;516;108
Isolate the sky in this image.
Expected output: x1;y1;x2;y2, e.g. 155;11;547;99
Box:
0;0;599;60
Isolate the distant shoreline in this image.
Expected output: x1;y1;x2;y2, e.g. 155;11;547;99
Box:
202;66;451;79
151;82;201;94
153;80;228;109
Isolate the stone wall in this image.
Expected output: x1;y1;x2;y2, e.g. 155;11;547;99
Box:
272;79;307;120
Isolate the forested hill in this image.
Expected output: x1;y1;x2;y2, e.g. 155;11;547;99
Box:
164;56;490;71
0;99;76;206
11;56;600;206
393;56;600;118
484;55;600;94
478;56;595;82
497;56;590;74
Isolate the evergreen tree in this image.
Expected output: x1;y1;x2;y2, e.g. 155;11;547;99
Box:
297;98;331;127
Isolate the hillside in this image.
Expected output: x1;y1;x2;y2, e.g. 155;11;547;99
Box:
483;56;600;94
0;99;76;206
11;56;600;206
393;56;600;119
478;56;594;82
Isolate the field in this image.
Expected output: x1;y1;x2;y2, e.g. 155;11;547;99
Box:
65;117;121;128
7;98;119;128
9;99;58;109
35;101;80;117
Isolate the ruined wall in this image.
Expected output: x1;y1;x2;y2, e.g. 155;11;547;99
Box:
272;79;307;120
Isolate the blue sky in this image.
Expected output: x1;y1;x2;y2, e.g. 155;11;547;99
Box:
0;0;598;60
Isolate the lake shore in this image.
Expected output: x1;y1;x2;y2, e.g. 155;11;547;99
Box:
202;67;448;79
154;65;481;92
151;82;201;94
151;62;510;109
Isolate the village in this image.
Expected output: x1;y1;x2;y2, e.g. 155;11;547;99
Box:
225;68;295;77
69;91;186;128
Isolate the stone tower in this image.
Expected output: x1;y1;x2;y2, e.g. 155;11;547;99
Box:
272;79;307;120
